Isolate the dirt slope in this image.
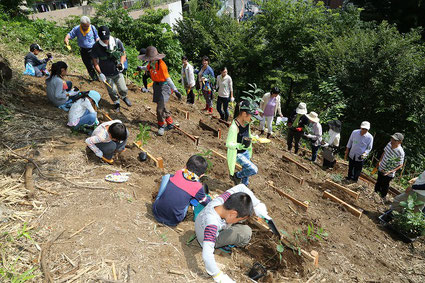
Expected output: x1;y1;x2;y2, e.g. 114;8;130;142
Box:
1;47;424;283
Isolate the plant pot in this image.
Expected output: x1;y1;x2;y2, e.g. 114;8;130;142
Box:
248;262;267;281
138;151;147;162
379;211;418;243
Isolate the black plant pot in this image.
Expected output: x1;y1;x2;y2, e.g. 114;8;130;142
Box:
248;262;267;281
138;151;147;162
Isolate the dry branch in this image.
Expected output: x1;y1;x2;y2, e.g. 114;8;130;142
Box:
24;152;35;199
69;220;96;239
41;230;65;283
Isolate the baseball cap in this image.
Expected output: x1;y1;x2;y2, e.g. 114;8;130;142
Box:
391;133;404;142
30;43;43;52
98;26;110;41
239;98;262;120
360;121;370;130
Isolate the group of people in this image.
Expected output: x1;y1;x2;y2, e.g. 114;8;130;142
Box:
21;16;424;283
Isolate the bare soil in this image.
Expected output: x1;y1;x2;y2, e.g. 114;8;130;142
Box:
1;46;424;283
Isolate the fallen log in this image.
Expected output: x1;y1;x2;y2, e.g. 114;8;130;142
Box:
282;154;310;172
322;190;362;218
210;149;242;170
199;119;221;139
134;141;164;169
267;181;308;211
325;179;360;200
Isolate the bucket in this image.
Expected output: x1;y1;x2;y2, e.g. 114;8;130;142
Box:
248;262;267;281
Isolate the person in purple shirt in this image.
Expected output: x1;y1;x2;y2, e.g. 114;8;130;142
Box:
153;155;211;226
64;16;99;81
344;121;374;182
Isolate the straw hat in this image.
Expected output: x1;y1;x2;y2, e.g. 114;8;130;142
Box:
138;46;165;61
296;102;307;115
306;111;320;123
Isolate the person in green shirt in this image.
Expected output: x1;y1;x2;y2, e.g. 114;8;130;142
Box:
226;98;261;186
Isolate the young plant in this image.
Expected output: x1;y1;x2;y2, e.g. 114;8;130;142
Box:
196;149;213;173
391;193;425;238
276;243;284;262
306;222;329;242
330;173;344;183
135;123;151;146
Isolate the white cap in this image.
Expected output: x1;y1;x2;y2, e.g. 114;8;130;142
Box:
360;121;370;130
296;102;307;115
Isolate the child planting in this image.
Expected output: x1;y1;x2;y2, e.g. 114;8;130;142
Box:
152;155;211;226
24;43;52;77
195;184;270;283
45;61;75;111
226;98;260;186
85;120;128;164
67;90;101;133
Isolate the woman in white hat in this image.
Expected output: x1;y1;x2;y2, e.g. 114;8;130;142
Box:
287;102;309;154
304;112;322;162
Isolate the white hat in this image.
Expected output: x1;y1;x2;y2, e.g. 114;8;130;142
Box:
306;111;320;123
360;121;370;130
296;102;307;115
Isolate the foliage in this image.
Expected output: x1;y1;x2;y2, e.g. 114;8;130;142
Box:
135;123;151;146
392;193;425;238
276;243;284;263
306;222;328;242
196;149;213;173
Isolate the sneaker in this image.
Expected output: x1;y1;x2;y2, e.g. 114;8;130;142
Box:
165;124;174;131
141;87;148;93
123;97;132;107
207;107;213;114
114;103;120;113
230;174;242;186
218;245;235;254
158;126;166;136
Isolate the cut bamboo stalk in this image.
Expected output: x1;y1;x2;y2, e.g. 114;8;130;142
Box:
282;154;310;172
174;126;199;145
210;149;242;170
250;218;318;267
267;181;308;211
322;190;362;218
283;171;304;185
325;179;360;200
211;115;231;127
199;119;221;139
134;141;163;169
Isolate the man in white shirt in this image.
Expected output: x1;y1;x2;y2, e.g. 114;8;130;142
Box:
215;67;233;121
181;56;196;104
344;121;374;182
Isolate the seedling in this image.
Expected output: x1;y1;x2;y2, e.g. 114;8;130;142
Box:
135;123;151;146
276;243;284;262
392;193;425;238
306;222;328;242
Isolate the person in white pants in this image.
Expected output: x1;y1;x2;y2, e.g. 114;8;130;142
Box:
259;87;283;138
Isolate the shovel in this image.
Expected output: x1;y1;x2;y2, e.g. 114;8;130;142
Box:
265;218;281;238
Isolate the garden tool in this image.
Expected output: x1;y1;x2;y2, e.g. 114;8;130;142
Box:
265;218;281;238
66;44;71;51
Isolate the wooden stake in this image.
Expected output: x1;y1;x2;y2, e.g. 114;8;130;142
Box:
322;191;362;218
174;126;199;145
325;179;360;200
283;171;304;185
210;149;242;170
267;181;308;211
199;119;221;139
281;154;310;172
171;106;190;120
134;141;164;169
211;115;231;127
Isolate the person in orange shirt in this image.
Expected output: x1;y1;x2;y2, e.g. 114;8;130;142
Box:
139;46;182;136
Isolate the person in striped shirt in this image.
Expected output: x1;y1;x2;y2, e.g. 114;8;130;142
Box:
194;184;270;283
374;133;405;201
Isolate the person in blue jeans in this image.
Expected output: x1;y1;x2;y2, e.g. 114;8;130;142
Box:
216;66;234;121
67;90;101;133
153;155;211;226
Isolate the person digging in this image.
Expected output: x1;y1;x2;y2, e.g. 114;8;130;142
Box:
91;26;132;113
138;46;182;136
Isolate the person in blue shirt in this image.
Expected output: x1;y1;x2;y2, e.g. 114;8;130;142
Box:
64;16;99;81
344;121;374;182
152;155;211;226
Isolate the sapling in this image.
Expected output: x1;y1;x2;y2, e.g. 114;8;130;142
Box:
392;193;425;237
135;123;151;146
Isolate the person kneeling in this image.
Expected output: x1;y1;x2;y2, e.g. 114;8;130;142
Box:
153;155;211;226
195;184;270;283
85;120;128;164
67;90;101;134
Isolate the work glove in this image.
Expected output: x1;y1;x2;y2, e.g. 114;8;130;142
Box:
101;156;114;165
242;137;251;148
305;134;314;139
117;63;124;72
213;272;235;283
230;97;235;102
99;73;107;83
295;127;303;132
322;142;329;148
254;202;271;220
174;89;182;101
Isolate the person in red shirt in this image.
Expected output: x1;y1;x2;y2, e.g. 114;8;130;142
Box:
138;46;181;136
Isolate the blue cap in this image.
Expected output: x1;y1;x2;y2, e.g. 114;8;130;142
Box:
88;90;101;107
